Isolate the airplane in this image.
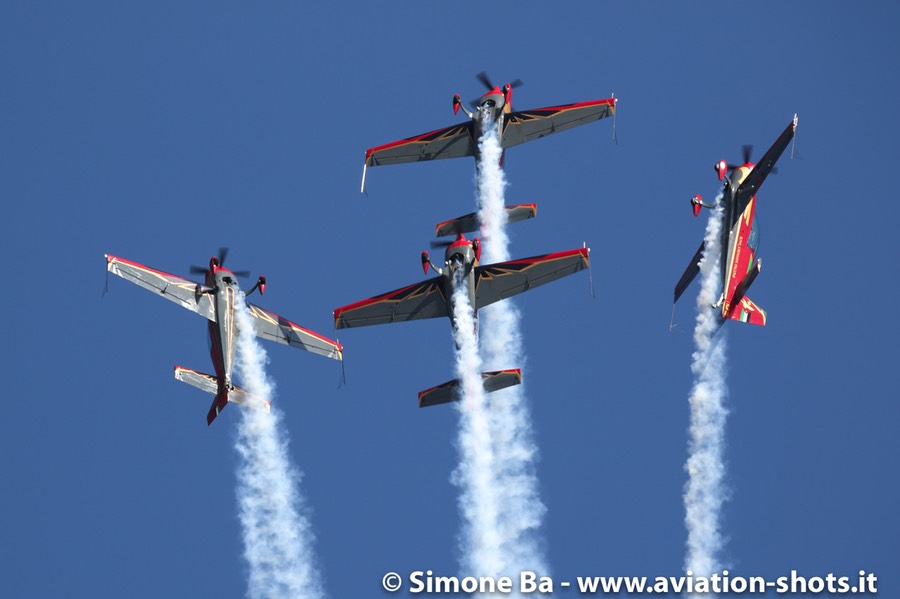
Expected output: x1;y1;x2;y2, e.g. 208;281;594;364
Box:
673;115;798;327
333;206;589;406
105;250;343;424
360;72;617;192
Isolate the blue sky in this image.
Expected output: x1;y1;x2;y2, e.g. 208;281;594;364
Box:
2;2;897;597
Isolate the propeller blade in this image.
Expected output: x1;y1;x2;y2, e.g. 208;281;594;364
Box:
742;144;753;165
232;270;251;278
189;265;208;275
430;239;453;249
476;71;494;90
509;78;524;89
218;247;229;266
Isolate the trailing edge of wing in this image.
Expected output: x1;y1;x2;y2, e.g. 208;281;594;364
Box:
502;97;616;149
246;303;343;361
334;277;448;329
673;241;705;304
364;122;475;167
474;247;590;309
105;254;215;321
733;115;798;217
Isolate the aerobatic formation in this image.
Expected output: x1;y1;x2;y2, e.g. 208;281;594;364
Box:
103;71;797;596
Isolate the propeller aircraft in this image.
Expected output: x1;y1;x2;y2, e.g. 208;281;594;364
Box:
673;115;798;327
333;207;589;406
360;72;617;192
105;249;343;424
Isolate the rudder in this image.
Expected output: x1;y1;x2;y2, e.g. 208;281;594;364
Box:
728;296;767;326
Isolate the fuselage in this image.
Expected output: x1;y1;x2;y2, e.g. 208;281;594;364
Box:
204;265;240;392
469;86;514;156
440;234;479;323
720;163;759;318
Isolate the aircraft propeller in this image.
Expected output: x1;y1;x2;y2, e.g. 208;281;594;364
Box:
717;144;776;176
190;247;250;278
469;72;524;109
476;71;524;93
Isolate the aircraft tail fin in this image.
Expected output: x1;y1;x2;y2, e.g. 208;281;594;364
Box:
727;296;767;326
173;366;270;425
206;390;230;426
418;368;522;407
730;259;762;309
723;259;765;325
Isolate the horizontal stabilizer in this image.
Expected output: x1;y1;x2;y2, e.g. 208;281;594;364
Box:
418;369;522;408
727;296;767;326
174;366;270;425
174;366;218;394
435;204;537;237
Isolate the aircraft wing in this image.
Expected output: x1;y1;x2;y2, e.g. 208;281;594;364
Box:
501;98;616;149
105;254;215;321
733;115;797;218
246;303;343;361
364;123;476;168
474;248;590;309
334;277;449;329
673;241;706;305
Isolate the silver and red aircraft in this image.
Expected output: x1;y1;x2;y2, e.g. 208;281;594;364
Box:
673;115;798;326
333;206;589;406
361;72;616;192
105;250;343;424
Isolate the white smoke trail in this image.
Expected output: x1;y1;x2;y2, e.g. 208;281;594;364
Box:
475;119;510;264
475;120;549;577
450;281;504;580
233;298;326;599
683;198;729;596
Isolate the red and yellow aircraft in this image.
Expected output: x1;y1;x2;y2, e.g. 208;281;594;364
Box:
105;250;343;424
673;115;798;326
333;206;588;406
360;72;616;192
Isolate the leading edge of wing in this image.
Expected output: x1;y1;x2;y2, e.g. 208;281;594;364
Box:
246;302;343;361
673;241;706;304
474;247;590;308
105;254;215;321
502;97;616;149
734;115;798;214
363;122;475;167
333;276;448;329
